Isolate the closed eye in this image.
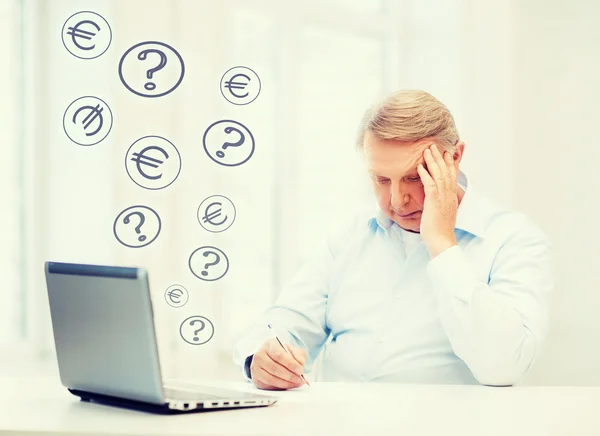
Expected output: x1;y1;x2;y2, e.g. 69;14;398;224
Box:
407;176;420;182
376;177;390;184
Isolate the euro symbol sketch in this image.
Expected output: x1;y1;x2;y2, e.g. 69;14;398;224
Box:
223;73;251;99
66;20;101;51
202;202;227;226
73;104;104;137
167;288;183;304
131;145;169;180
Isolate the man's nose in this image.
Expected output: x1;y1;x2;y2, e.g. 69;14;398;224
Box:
390;183;409;209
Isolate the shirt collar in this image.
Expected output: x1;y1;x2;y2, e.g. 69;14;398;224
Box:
368;170;486;238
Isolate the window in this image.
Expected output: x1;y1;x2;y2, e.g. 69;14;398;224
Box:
0;0;25;356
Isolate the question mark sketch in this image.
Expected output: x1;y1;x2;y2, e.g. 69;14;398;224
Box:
216;126;245;158
202;250;220;276
119;41;185;98
203;120;255;167
137;49;168;91
180;315;215;345
189;319;205;342
123;211;146;241
114;205;161;248
189;246;229;281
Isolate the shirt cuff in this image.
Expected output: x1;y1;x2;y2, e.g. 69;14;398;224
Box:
426;245;480;303
243;355;253;382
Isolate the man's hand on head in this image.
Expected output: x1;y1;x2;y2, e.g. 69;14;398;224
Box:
417;143;459;258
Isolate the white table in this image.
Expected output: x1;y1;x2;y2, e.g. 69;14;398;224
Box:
1;375;600;436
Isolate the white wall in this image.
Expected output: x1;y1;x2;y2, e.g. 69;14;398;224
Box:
511;0;600;386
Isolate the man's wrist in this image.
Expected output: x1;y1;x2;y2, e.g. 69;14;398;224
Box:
426;236;458;258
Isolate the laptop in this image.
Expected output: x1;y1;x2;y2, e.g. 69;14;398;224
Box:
44;261;277;414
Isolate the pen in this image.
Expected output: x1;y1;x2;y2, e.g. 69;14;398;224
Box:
267;324;310;387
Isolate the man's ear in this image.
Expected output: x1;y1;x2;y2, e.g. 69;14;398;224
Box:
453;141;465;164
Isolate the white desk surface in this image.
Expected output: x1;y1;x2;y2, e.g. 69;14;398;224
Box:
1;375;600;436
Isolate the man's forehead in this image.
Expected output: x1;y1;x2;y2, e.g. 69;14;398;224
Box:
367;158;424;175
365;142;429;175
367;164;421;175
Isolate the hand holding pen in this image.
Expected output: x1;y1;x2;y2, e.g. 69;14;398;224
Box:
248;324;310;390
268;324;310;386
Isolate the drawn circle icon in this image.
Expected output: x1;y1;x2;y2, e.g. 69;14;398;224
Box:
179;315;214;345
197;195;236;233
125;136;182;190
220;66;261;105
63;96;113;146
118;41;185;98
61;11;112;59
165;285;189;308
202;120;255;167
189;246;229;281
113;205;162;248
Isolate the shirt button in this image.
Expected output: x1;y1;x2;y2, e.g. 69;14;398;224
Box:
378;336;385;343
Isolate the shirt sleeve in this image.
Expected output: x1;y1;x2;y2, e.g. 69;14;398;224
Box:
231;212;361;377
426;218;553;387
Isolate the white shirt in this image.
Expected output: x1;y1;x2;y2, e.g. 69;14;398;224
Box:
232;171;554;386
400;228;422;258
